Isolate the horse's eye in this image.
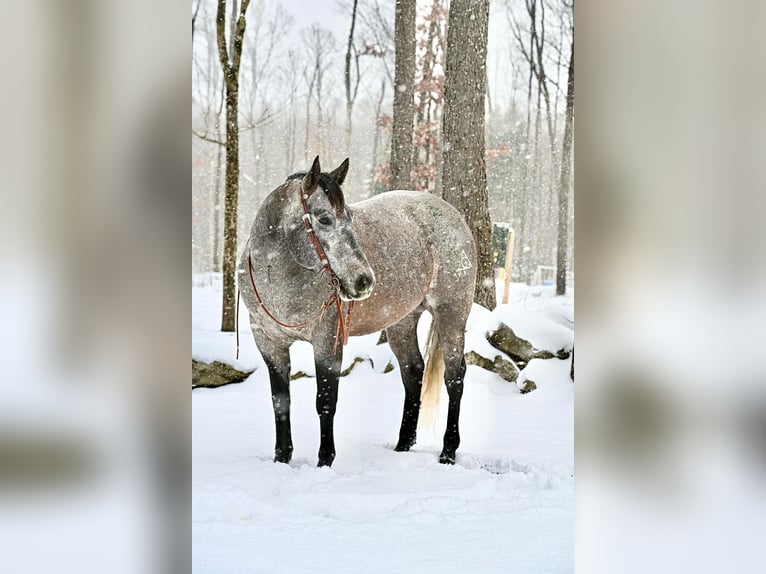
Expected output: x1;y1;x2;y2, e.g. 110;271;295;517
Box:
318;216;332;226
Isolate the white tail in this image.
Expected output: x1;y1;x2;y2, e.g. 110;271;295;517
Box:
418;322;444;432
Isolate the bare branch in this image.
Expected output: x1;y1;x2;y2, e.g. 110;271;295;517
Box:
192;0;202;43
192;128;226;147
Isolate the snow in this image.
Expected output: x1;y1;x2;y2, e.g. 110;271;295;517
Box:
193;276;573;573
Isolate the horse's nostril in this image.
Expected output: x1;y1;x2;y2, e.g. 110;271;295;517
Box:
355;274;372;293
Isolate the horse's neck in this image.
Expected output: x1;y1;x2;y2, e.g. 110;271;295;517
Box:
248;235;326;301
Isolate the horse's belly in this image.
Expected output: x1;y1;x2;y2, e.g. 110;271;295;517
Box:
347;251;432;335
348;291;425;336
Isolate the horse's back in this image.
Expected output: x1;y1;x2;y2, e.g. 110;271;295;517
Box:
348;191;477;335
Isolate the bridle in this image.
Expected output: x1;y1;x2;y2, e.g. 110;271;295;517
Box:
236;180;355;358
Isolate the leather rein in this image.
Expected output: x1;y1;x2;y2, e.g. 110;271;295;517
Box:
236;181;354;358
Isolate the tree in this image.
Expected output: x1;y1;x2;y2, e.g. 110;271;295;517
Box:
556;37;573;296
441;0;495;309
217;0;252;332
302;24;336;162
192;1;225;273
411;0;447;193
390;0;416;191
242;1;293;195
344;0;360;153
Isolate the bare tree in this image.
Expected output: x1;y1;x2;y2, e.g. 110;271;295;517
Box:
192;0;202;43
390;0;416;190
278;49;304;173
303;24;336;161
369;79;386;187
217;0;252;332
556;36;573;296
441;0;495;309
412;0;447;193
357;0;395;86
242;2;293;193
344;0;361;153
191;1;226;273
505;0;572;282
507;0;537;281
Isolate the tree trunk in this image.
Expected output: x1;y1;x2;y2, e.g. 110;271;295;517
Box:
344;0;359;154
221;88;240;332
556;39;574;296
390;0;416;191
217;0;251;332
441;0;495;310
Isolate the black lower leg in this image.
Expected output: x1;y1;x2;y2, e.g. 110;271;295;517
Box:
266;358;293;464
395;364;423;451
439;358;466;464
315;359;340;467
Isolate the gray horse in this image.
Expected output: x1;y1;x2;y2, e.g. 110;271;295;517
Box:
239;156;477;466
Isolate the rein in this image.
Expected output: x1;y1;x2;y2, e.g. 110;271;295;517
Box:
236;182;354;358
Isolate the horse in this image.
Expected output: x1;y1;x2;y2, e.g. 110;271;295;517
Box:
239;156;477;467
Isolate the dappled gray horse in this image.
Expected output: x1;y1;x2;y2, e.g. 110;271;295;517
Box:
240;156;477;466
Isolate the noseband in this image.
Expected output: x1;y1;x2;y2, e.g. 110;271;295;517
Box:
236;181;355;358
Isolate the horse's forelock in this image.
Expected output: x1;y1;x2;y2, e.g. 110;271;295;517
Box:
286;172;346;215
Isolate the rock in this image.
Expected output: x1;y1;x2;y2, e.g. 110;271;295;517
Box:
192;360;254;389
465;351;520;383
291;356;374;380
340;357;365;377
518;378;537;394
487;323;570;369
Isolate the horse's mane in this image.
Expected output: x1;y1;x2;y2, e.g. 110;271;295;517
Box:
286;172;346;214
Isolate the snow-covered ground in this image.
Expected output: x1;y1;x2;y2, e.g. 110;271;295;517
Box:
193;274;573;573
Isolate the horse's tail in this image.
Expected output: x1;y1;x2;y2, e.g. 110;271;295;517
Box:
419;321;444;432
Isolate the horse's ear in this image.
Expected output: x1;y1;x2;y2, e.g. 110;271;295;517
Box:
303;156;321;194
329;158;350;185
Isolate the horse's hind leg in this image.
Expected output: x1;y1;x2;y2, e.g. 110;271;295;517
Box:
386;309;425;452
432;305;468;464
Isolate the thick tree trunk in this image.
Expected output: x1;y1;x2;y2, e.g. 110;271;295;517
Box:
390;0;416;191
441;0;495;310
556;39;574;296
221;88;240;332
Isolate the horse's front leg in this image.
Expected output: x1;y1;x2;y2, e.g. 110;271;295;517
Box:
258;340;294;464
314;339;343;467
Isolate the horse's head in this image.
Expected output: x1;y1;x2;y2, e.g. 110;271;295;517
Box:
283;157;375;301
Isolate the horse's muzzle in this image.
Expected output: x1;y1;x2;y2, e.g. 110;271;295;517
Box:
340;272;375;301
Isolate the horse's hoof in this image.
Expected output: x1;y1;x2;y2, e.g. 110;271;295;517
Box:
317;452;335;467
439;452;456;465
274;448;293;464
394;438;416;452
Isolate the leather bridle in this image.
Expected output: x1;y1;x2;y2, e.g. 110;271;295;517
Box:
236;180;355;358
